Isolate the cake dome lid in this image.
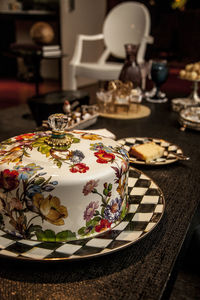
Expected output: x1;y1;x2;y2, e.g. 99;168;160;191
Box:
0;113;129;182
0;114;130;242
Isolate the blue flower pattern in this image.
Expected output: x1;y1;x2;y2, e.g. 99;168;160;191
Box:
104;197;123;222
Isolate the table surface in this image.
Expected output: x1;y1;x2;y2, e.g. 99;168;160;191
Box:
0;99;200;300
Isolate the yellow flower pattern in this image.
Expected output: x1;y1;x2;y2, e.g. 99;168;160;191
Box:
81;133;102;140
33;193;68;225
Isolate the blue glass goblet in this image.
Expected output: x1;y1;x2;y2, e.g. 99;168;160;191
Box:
146;60;168;103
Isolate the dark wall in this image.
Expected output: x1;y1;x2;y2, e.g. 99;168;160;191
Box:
0;15;17;77
106;0;200;63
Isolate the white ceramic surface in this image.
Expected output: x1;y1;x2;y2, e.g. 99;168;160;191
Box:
0;167;165;261
0;130;129;242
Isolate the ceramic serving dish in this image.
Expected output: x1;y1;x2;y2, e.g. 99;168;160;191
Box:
0;114;129;242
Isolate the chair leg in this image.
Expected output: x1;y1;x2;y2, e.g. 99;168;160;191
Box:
67;65;77;90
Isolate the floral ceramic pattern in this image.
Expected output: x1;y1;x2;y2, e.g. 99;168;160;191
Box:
0;162;128;241
70;163;89;173
0;132;129;242
94;150;115;163
0;163;76;241
81;133;103;140
78;161;129;236
76;142;130;235
90;142;129;163
90;142;113;153
0;132;90;172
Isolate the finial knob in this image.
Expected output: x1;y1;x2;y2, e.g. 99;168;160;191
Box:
48;113;68;133
46;113;72;149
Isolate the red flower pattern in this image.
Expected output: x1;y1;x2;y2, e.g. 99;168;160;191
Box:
70;163;89;173
0;169;19;191
15;133;35;141
94;150;115;164
95;219;111;232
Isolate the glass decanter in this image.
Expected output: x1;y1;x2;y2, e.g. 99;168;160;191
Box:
119;44;141;88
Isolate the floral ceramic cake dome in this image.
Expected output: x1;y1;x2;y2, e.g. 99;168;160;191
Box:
0;114;129;242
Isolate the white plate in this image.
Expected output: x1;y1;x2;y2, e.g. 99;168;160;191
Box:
0;168;164;261
117;137;183;165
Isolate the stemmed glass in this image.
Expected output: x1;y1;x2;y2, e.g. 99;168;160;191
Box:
145;60;168;103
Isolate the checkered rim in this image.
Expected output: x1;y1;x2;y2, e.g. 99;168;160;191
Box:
117;137;183;165
0;168;165;261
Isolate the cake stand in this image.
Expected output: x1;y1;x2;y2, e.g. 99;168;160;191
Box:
179;105;200;131
171;78;200;112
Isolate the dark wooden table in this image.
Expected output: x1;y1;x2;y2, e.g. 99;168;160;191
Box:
0;99;199;300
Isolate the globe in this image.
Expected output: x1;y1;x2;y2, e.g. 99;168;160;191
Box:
30;22;55;45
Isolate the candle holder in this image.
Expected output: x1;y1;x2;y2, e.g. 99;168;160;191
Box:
96;80;142;115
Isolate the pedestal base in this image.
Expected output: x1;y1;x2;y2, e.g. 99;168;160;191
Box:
100;104;151;119
146;97;168;104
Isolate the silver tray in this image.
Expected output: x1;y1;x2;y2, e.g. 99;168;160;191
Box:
179;106;200;131
171;98;198;113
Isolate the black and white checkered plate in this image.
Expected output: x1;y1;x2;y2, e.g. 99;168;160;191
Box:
117;137;183;165
0;168;165;261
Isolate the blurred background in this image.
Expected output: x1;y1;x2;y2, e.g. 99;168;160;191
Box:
0;0;199;108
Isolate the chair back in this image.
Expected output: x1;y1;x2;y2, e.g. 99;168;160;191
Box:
103;1;151;59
